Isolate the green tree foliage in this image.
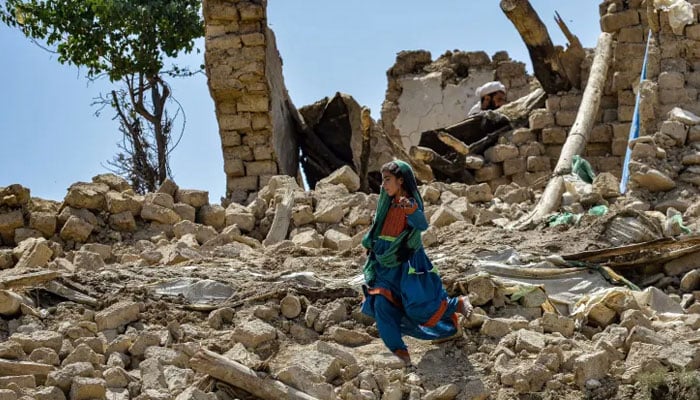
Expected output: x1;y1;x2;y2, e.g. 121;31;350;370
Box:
2;0;204;193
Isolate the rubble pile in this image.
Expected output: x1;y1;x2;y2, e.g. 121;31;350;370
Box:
1;162;700;399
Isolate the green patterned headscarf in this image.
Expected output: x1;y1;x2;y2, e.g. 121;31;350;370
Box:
362;160;424;284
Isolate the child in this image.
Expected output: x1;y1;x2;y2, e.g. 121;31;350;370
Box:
360;160;472;366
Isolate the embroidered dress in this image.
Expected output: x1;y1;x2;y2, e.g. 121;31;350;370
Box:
360;160;463;356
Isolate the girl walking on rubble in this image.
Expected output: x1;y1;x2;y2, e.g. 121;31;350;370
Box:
360;160;473;366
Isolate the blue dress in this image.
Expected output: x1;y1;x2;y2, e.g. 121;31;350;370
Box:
361;204;461;353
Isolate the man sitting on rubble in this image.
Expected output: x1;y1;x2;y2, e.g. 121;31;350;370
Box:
467;81;507;116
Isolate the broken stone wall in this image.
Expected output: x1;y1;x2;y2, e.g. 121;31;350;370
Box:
595;0;700;197
203;0;299;204
381;50;533;150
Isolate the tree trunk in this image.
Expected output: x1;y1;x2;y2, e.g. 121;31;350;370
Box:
512;32;613;229
500;0;572;93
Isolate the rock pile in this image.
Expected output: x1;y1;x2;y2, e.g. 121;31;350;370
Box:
1;161;699;399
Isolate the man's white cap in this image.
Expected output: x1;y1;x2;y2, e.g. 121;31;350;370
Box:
475;81;506;99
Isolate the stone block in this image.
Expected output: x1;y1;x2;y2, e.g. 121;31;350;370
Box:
196;205;225;231
584;143;611;157
224;158;245;177
245;160;277;176
465;183;493;203
660;120;688;145
484;144;519;163
574;350;610;389
430;206;463;228
555;111;577;126
221;131;242;147
227;176;258;192
141;203;181;225
658;71;685;90
314;200;345;224
480;318;511;338
291;230;323;248
475;164;503;183
237;95;269;113
601;10;640;32
323;229;352;252
292;205;315;227
590;124;613;143
529;110;555;130
95;301;141;331
28;212;56;238
232;319;276;349
612;122;632;139
526;156;551;172
175;190;209;208
14;238;53;269
318;166;360;192
618;25;644;42
560;94;582;111
503;157;526;176
174;203;196;222
9;331;63;354
225;207;255;232
514;329;546;353
144;193;174;210
544;145;563;159
105;192;142;215
64;182;109;211
659;88;691;104
70;377;106;400
73;251;105;272
588;303;616;328
541;312;574;337
510;128;536;145
519;142;544;157
664;251;700;276
541;127;567;144
0;210;24;243
60;216;94;242
109;212;136;232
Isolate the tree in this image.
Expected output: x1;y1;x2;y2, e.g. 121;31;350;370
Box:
1;0;204;192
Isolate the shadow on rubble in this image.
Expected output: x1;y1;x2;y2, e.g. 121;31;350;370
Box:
414;339;489;398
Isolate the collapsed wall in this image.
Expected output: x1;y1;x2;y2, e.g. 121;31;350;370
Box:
203;0;299;204
379;1;700;200
381;50;533;150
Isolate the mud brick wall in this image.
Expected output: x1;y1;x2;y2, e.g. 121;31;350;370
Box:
381;50;532;150
203;0;298;204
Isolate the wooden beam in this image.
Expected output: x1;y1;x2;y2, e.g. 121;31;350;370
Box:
512;32;613;229
189;349;320;400
437;131;470;155
263;189;294;247
500;0;571;93
0;271;62;290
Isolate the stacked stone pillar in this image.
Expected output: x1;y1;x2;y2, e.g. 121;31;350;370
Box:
203;0;297;204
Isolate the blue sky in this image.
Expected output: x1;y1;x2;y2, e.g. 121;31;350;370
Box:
0;1;601;202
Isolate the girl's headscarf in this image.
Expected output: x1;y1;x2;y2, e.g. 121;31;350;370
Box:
361;160;424;283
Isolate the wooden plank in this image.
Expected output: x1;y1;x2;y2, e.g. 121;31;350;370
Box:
189;349;320;400
0;271;62;290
